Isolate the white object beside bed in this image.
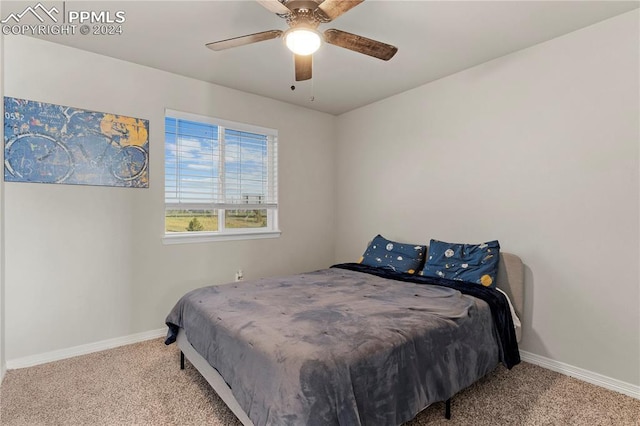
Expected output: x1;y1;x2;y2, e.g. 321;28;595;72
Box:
497;287;522;342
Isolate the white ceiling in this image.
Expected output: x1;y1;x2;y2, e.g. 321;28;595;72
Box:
5;1;639;115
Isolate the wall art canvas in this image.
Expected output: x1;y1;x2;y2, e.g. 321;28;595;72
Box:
4;97;149;188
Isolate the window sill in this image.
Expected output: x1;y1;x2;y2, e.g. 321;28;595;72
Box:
162;230;281;245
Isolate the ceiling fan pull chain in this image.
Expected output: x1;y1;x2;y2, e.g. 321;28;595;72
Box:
310;77;315;102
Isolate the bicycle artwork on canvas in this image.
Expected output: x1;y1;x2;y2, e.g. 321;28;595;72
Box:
4;97;149;188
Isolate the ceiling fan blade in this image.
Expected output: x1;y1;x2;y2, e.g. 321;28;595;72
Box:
206;30;283;51
323;29;397;61
317;0;364;21
295;54;312;81
256;0;291;15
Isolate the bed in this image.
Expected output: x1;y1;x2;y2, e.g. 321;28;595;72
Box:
165;251;524;426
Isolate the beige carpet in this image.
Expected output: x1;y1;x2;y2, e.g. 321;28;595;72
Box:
0;339;638;425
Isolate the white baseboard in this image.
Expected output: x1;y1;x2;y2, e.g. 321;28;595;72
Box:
6;328;166;370
520;350;639;399
5;333;638;401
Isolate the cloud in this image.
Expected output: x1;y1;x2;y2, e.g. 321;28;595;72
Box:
224;141;267;165
186;163;215;171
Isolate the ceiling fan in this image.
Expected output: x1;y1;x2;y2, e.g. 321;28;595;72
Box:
206;0;398;81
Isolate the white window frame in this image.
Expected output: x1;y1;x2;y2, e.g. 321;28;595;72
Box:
163;109;280;244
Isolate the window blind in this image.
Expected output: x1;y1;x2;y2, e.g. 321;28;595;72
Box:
165;111;278;210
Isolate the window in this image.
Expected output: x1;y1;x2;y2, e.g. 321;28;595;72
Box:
164;110;279;243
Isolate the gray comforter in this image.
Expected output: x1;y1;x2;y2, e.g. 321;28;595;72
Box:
165;268;501;426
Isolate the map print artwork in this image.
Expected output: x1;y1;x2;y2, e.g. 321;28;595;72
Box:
4;97;149;188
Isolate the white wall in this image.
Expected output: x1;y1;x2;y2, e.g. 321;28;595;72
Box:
335;11;639;386
3;36;336;360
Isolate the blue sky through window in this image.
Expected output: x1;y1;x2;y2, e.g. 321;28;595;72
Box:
165;117;270;205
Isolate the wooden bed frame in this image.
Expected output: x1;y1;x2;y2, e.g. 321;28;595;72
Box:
176;253;524;425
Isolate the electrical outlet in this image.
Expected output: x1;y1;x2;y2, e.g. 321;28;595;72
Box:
235;269;244;282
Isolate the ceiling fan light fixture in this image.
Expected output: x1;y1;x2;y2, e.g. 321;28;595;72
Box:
284;28;322;55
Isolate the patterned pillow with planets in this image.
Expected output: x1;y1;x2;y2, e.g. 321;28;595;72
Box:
359;235;426;274
421;239;500;288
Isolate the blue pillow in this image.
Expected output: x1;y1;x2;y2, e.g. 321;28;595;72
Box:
421;239;500;288
359;235;426;274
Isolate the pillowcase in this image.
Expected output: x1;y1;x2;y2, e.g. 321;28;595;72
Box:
421;239;500;288
359;235;426;274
